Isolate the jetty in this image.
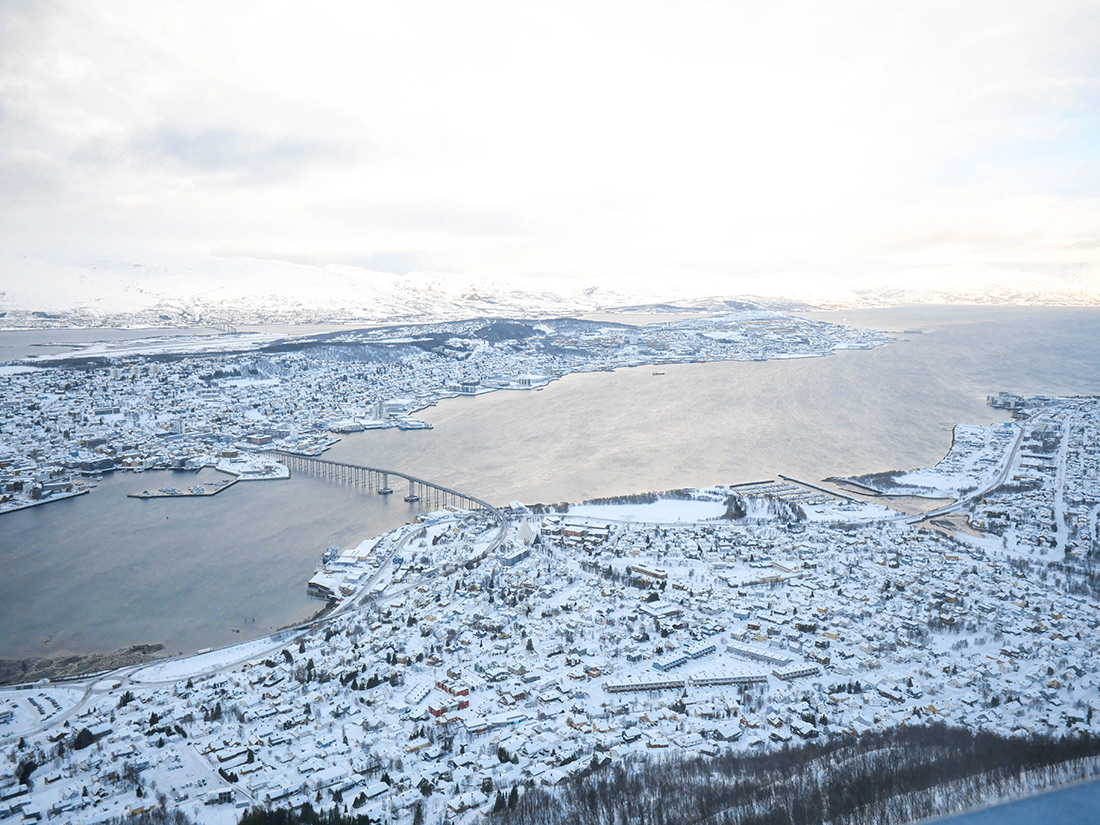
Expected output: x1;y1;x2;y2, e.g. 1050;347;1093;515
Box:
128;477;239;499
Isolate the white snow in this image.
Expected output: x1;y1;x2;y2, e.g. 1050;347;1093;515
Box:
567;499;727;523
129;637;290;683
4;251;1100;328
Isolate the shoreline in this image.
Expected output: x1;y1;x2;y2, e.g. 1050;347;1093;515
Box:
0;643;166;687
0;599;339;687
0;487;90;515
916;770;1100;825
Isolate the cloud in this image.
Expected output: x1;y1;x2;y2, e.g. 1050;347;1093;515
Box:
310;198;526;237
1;0;1099;287
135;128;343;183
0;147;63;206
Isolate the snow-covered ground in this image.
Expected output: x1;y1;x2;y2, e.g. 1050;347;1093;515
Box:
0;311;889;516
567;499;727;523
129;638;299;685
215;456;289;481
846;423;1019;499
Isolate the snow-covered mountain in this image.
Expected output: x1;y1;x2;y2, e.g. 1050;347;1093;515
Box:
844;262;1100;308
0;253;703;327
2;252;1098;327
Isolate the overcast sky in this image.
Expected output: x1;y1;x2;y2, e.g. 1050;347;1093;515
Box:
2;1;1098;285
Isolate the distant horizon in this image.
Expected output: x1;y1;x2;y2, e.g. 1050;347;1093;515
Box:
3;248;1100;329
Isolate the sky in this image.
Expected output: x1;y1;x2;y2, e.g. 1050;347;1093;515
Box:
2;0;1099;290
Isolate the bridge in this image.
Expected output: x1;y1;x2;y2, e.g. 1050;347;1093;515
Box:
263;450;503;521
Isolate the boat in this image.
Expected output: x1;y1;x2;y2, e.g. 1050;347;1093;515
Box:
378;487;393;495
396;418;432;430
321;544;340;564
404;494;421;503
652;371;665;376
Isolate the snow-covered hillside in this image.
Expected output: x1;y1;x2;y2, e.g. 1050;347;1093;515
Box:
0;253;663;327
2;252;1099;327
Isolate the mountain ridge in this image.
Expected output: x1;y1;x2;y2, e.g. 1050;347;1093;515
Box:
3;253;1099;327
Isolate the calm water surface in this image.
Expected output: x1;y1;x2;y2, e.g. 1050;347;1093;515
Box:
0;471;420;659
933;777;1100;824
327;305;1100;504
3;306;1100;659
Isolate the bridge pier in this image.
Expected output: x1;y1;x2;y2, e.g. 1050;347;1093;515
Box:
267;450;501;523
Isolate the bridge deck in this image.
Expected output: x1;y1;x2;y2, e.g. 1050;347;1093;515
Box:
264;450;504;522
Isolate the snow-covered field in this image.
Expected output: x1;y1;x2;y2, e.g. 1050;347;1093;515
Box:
567;499;727;523
129;638;298;685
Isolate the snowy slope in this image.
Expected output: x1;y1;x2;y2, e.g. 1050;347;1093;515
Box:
2;252;1099;326
0;253;699;326
846;263;1100;307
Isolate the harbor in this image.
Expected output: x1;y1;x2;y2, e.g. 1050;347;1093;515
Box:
128;476;239;499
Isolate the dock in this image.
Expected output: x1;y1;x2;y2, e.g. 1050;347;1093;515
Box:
128;477;239;499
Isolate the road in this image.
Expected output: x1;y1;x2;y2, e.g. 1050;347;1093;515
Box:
904;423;1025;524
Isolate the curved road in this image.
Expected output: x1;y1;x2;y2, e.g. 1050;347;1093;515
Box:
902;423;1024;524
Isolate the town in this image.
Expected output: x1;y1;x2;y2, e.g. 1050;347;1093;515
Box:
0;312;887;513
3;393;1100;824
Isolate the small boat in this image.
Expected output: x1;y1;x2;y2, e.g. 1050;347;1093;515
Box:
378;487;393;495
404;494;421;503
652;371;665;376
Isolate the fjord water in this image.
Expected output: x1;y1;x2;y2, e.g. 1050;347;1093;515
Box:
933;776;1100;825
0;470;421;659
325;305;1100;504
3;306;1100;659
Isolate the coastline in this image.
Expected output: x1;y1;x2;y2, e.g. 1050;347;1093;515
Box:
0;487;89;515
0;594;340;687
0;643;165;686
916;769;1100;825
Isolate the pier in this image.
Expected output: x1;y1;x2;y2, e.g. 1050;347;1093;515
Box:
263;451;503;520
128;477;239;499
